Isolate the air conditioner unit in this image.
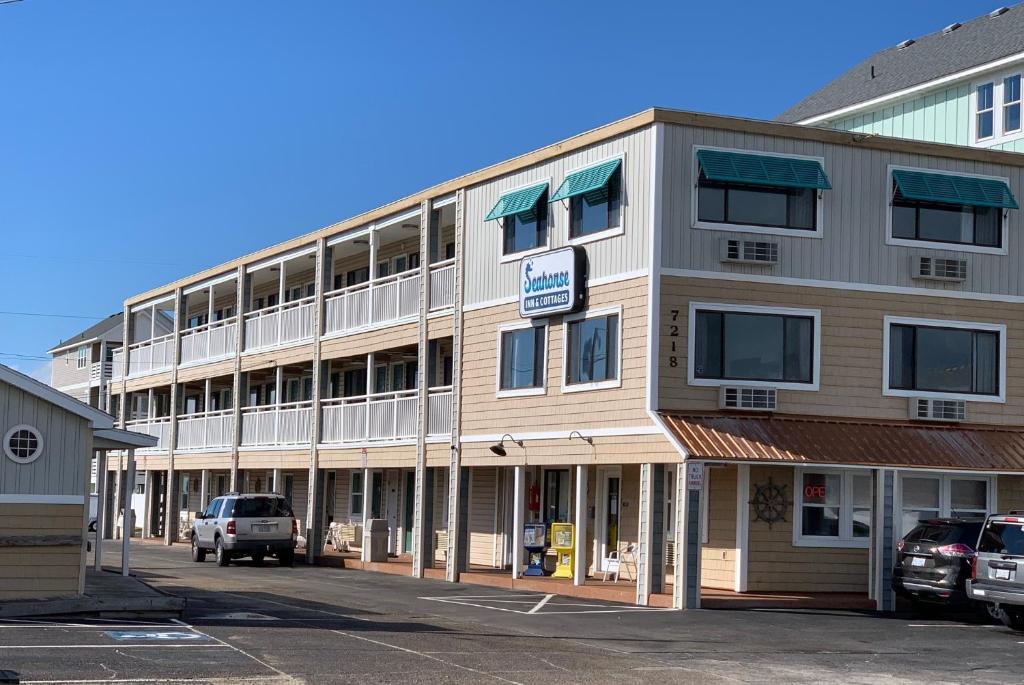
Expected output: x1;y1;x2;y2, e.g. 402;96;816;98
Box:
910;398;966;422
912;256;967;282
720;386;777;411
720;239;779;266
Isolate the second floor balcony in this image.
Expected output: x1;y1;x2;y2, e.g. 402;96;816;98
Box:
176;409;235;451
240;400;314;447
114;333;174;379
181;317;238;365
125;416;172;453
90;360;113;385
243;297;316;353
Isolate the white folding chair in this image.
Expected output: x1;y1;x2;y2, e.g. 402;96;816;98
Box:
600;543;638;583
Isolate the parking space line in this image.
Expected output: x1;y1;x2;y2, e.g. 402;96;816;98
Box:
0;644;231;649
171;618;295;681
527;594;555;614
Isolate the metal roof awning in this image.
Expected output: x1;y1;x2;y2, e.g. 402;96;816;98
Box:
659;413;1024;472
696;149;832;190
484;182;548;222
892;169;1018;209
550;158;622;202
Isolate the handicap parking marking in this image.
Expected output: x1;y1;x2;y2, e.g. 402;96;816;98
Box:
105;630;211;641
420;592;676;615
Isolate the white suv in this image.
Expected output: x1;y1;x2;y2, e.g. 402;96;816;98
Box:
191;493;297;567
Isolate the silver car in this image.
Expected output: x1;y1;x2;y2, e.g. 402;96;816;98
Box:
191;493;297;567
967;512;1024;630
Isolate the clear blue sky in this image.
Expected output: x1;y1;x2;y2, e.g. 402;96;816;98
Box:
0;0;1002;380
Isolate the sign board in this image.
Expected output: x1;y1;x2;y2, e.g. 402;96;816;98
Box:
686;463;705;491
519;246;586;318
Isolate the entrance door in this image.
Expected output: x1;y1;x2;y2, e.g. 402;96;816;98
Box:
595;468;621;571
403;471;415;552
386;470;400;555
322;470;337;531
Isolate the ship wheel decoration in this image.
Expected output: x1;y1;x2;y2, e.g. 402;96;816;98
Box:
749;477;791;529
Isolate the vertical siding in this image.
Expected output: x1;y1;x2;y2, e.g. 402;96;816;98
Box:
462;128;651;306
468;467;499;567
701;465;737;590
661;122;1024;296
827;84;971;147
0;381;90;497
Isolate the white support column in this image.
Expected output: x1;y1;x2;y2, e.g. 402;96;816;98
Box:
142;468;154;537
94;450;108;570
147;388;155;419
275;366;284;444
364;352;374;438
203;378;212;414
573;465;588;586
675;462;703;610
272;468;282;494
113;459;125;540
199;469;210;512
361;467;372;562
121;450;136;576
511;465;525;580
735;464;749;593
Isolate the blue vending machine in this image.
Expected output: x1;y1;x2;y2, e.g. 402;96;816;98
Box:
522;522;547;576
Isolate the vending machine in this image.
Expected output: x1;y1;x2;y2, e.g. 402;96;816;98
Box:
522;522;547;576
550;522;574;579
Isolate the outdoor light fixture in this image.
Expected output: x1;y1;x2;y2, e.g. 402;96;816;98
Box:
401;223;419;231
568;430;593;445
489;434;523;457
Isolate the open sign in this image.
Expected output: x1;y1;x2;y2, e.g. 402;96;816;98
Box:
805;485;827;499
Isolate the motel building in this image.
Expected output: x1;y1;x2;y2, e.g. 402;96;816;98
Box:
101;107;1024;610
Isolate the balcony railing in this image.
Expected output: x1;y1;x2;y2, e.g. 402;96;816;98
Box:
126;334;175;378
90;360;113;385
428;260;456;311
180;317;238;366
176;410;234;450
324;268;419;336
427;387;453;436
321;389;417;444
240;401;313;447
111;348;125;380
125;417;172;453
243;297;315;353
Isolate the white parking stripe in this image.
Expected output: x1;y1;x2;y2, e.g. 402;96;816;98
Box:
527;594;555;614
0;644;230;649
171;619;295;681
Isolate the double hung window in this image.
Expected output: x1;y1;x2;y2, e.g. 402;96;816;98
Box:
565;313;619;387
795;469;872;547
499;324;546;393
887;320;1001;398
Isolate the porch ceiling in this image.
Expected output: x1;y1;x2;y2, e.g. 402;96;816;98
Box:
659;413;1024;472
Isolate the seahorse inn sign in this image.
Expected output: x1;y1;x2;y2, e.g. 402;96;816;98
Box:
518;246;586;318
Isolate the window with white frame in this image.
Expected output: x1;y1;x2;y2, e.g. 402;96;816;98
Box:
76;345;88;369
498;323;546;393
503;191;549;255
794;468;872;547
885;318;1003;400
899;474;990;536
564;310;620;388
693;307;815;386
350;471;364;517
1005;75;1022;134
977;82;995;140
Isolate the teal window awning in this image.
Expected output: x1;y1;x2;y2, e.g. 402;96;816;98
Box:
550;158;622;202
696;149;832;190
484;182;548;222
892;169;1018;210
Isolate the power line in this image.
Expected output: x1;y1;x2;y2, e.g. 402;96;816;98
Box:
0;311;106;320
0;353;50;361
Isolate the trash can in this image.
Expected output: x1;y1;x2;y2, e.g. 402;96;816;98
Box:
364;518;390;562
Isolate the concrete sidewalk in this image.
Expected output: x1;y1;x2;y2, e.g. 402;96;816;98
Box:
0;567;184;619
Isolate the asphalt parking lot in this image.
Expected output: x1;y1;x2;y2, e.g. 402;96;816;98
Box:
2;541;1024;684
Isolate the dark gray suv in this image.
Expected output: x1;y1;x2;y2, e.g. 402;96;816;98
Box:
967;512;1024;630
191;493;297;567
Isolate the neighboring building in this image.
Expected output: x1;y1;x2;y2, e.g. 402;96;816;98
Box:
0;364;154;601
780;4;1024;151
107;108;1024;610
48;313;124;411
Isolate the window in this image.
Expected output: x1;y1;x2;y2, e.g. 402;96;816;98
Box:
351;471;364;516
1005;75;1021;133
698;176;817;231
76;346;88;369
543;469;571;524
499;324;546;392
891;191;1001;249
795;469;872;547
977;82;995;140
180;475;190;511
346;267;370;287
694;309;814;385
900;475;990;536
377;260;390;278
565;313;619;387
4;425;43;464
445;242;456;260
284;475;294;502
503;190;548;255
887;321;1001;398
569;168;621;238
979;521;1024;556
203;498;221;519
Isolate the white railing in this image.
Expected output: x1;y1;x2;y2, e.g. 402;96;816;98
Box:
180;317;238;365
176;410;234;450
90;360;113;384
427;387;453;436
320;389;418;444
240;401;313;447
243;297;315;352
127;333;176;377
324;268;419;336
125;417;172;452
429;260;456;311
111;348;125;380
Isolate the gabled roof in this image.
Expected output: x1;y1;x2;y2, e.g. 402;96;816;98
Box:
779;4;1024;123
48;313;122;355
0;363;114;429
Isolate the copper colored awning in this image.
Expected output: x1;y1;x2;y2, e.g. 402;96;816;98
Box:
660;414;1024;472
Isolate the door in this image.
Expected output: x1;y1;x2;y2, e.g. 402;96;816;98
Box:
322;471;337;531
596;468;621;571
403;471;415;552
386;470;400;555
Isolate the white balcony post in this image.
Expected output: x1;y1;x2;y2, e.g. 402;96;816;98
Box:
364;353;374;439
361;467;372;562
368;227;378;323
275;367;284;444
199;469;210;512
277;260;287;347
204;379;212;448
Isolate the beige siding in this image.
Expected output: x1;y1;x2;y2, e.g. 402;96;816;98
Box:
0;503;83;601
660;275;1024;425
999;475;1024;512
50;348;92;392
701;465;737;590
468;467;500;568
745;465;868;593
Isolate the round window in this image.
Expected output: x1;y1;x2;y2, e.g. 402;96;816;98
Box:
4;425;44;464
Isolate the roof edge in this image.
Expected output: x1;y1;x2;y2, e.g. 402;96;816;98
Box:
0;364;114;429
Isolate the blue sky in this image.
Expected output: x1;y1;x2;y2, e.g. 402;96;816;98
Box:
0;0;1001;380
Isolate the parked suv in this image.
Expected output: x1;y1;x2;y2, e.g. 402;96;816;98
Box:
968;512;1024;630
893;518;992;616
191;493;297;567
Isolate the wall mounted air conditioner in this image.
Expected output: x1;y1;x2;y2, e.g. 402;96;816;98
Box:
719;386;777;411
910;397;966;422
912;256;967;282
720;239;779;266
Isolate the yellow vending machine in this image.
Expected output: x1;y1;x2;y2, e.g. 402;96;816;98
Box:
550;523;574;579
